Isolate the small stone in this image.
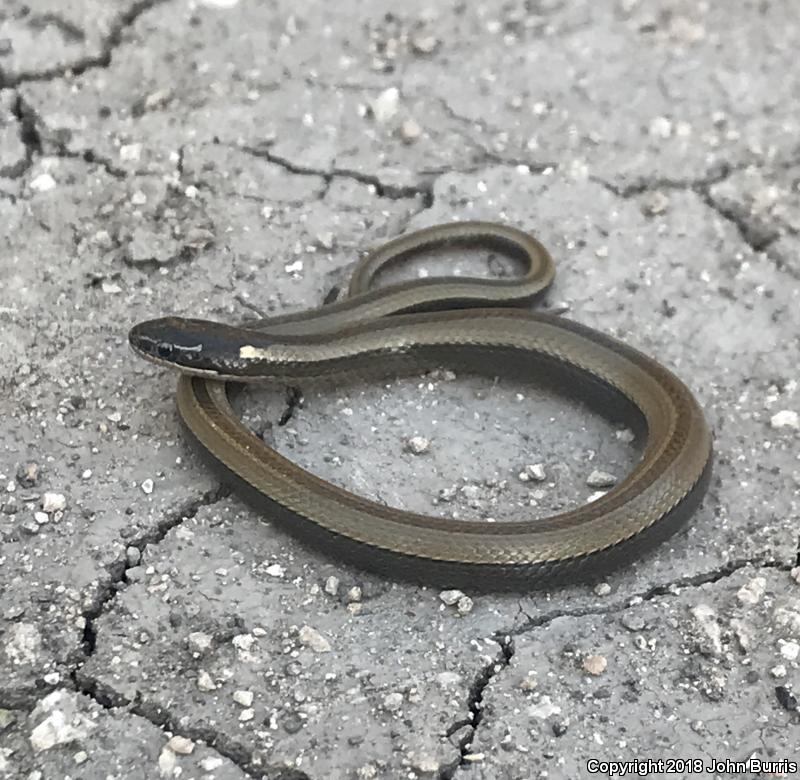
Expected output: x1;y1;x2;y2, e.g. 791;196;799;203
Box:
382;692;404;712
621;613;646;632
284;259;303;275
456;595;474;615
436;671;462;687
298;625;331;653
616;428;635;443
649;116;673;138
586;470;617;488
239;708;254;722
771;664;787;679
73;750;88;765
346;586;362;603
405;436;430;454
324;576;340;596
187;632;213;655
158;746;176;776
399;118;422;143
736;576;766;605
690;603;722;656
582;654;607;675
528;695;561;719
167;735;194;755
16;462;39;487
186;228;215;250
233;690;254;707
370;87;400;123
521;463;546;482
412;754;440;774
41;493;66;513
410;34;440;55
126;546;141;567
463;753;485;763
196;671;216;691
33;511;49;525
779;640;800;661
200;757;224;771
594;583;612;596
791;567;800;585
140;479;154;495
642;191;670;216
119;143;142;162
30;173;56;192
519;673;538;691
770;410;799;430
439;589;465;606
131;190;147;206
29;691;96;753
265;563;285;578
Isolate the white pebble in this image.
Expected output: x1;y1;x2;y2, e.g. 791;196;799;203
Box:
233;690;254;707
771;410;799;430
439;589;465;606
140;479;154;495
30;173;56;192
298;625;331;653
370;87;400;123
167;735;194;755
42;492;66;513
779;640;800;661
265;563;285;578
405;436;430;455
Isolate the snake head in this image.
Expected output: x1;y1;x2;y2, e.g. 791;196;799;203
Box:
128;317;221;374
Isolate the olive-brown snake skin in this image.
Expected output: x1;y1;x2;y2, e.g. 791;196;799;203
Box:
129;221;712;589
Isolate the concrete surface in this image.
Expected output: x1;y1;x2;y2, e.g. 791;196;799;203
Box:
1;1;799;778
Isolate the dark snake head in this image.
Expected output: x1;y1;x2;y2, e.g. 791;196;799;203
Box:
129;317;222;374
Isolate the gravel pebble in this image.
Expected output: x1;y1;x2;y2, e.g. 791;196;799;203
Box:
167;735;194;754
197;671;216;691
736;576;766;605
770;410;799;429
439;589;465;606
382;692;404;712
233;690;254;707
324;575;340;596
405;435;430;454
298;625;332;653
370;87;400;123
586;470;617;488
41;492;66;513
140;478;154;495
582;654;607;675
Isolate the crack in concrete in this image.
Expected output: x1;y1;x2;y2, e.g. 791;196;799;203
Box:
438;634;514;779
76;484;231;658
3;90;127;183
0;0;172;89
72;675;312;780
0;90;42;179
441;555;792;777
593;153;800;262
236;143;435;206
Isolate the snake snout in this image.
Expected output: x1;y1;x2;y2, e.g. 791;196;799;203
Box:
129;317;207;368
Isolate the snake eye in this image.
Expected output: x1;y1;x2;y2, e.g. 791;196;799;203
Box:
157;342;174;359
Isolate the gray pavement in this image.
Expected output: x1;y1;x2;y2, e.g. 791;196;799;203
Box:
1;1;799;778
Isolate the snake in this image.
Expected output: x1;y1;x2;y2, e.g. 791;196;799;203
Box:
128;221;712;589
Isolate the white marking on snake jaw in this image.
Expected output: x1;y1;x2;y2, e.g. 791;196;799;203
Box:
239;345;272;360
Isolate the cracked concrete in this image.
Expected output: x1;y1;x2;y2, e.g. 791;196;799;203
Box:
1;0;800;778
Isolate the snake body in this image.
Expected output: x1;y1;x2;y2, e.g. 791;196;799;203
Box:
129;222;712;588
